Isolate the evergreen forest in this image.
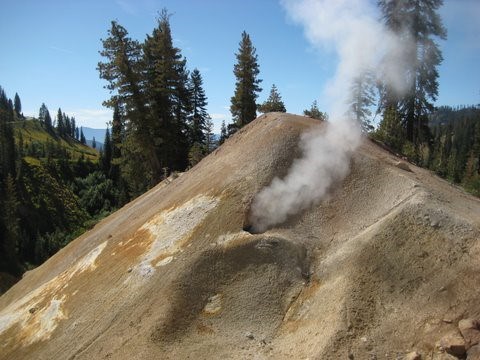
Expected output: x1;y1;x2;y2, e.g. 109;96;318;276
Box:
0;89;113;290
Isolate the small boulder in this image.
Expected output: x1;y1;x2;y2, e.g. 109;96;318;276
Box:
467;344;480;360
395;161;412;172
404;351;421;360
431;353;460;360
459;319;480;348
439;332;467;356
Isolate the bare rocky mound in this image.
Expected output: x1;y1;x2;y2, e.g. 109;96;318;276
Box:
0;113;479;360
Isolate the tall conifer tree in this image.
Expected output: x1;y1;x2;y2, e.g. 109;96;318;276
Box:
102;128;112;175
188;68;208;145
349;72;375;132
98;20;161;183
110;102;123;182
143;8;190;173
219;120;227;145
258;84;286;113
378;0;446;146
80;127;86;144
56;108;65;136
230;31;262;128
14;93;22;117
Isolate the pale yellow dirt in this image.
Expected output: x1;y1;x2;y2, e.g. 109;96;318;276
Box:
0;113;479;360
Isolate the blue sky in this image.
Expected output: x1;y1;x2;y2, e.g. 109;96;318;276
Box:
0;0;478;133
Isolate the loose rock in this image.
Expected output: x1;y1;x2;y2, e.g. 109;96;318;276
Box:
431;353;459;360
404;351;421;360
467;344;480;360
459;318;480;348
395;161;412;172
439;332;467;356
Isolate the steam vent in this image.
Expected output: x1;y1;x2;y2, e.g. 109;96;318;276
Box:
1;113;480;359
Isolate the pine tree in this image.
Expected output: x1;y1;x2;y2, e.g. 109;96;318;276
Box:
92;136;97;149
188;68;209;146
258;84;286;113
219;120;227;145
39;103;48;126
14;93;22;118
45;111;52;131
230;31;262;128
171;59;191;171
56;108;65;136
188;143;204;167
70;117;76;138
80;127;86;144
376;104;406;151
349;72;375;132
110;102;123;181
0;100;16;181
64;113;72;137
111;102;123;159
0;87;8;111
102;127;112;175
1;174;20;274
7;99;14;119
378;0;446;145
98;21;145;114
0;88;16;260
98;20;160;185
143;9;191;175
205;117;215;153
303;100;327;121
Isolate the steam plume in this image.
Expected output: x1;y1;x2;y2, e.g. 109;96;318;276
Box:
249;0;410;232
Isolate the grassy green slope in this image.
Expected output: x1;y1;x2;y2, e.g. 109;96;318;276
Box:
0;118;100;281
13;118;99;161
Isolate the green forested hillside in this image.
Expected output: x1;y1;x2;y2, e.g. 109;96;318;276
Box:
428;106;480;195
374;105;480;197
14;119;98;161
0;89;125;289
4;117;107;275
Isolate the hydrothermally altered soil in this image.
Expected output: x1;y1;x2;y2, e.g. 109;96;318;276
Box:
1;113;480;359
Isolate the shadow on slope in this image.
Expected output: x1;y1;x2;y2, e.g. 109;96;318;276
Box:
152;234;309;348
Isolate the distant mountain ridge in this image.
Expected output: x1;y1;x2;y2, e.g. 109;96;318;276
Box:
81;127;106;143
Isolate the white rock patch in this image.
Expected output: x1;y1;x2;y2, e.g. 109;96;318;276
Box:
215;231;251;247
24;295;68;345
70;241;107;275
127;195;218;280
156;256;174;267
0;241;107;345
203;294;223;315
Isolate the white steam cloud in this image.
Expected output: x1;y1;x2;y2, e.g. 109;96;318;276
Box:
249;0;411;232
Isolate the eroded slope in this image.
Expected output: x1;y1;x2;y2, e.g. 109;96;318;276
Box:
0;113;479;360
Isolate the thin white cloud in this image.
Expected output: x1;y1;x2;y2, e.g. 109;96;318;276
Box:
22;108;111;129
209;113;227;120
49;46;73;55
116;0;137;15
67;108;112;129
